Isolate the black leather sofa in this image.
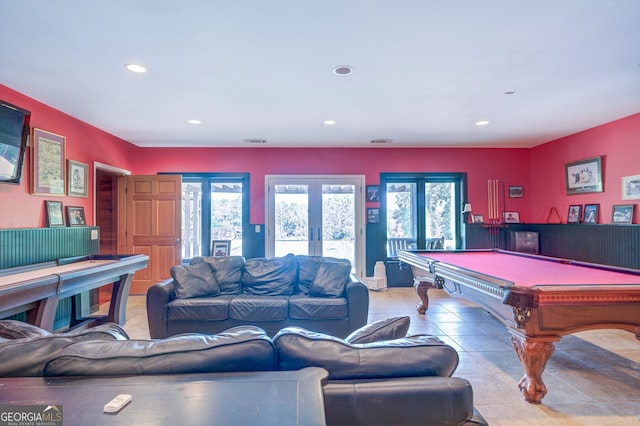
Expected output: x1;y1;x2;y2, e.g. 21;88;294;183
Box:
147;254;369;338
0;318;487;425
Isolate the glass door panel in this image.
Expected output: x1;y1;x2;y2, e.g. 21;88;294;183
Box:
321;184;356;268
274;184;309;256
424;182;456;249
211;182;244;256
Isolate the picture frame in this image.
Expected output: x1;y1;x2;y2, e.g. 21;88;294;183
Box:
565;156;603;195
583;204;599;224
503;211;520;223
567;205;582;223
67;160;88;197
211;240;231;257
611;204;634;224
45;200;65;227
621;175;640;200
471;214;484;224
31;128;66;196
508;186;524;198
367;208;380;223
366;185;380;202
66;206;86;226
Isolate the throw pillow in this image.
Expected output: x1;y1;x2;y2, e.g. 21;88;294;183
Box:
192;256;245;295
309;258;351;297
171;262;220;299
345;316;410;344
0;320;52;339
242;254;297;295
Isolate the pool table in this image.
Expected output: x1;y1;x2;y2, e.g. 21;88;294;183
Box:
397;249;640;404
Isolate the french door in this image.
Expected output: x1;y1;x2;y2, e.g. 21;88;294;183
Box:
265;175;365;279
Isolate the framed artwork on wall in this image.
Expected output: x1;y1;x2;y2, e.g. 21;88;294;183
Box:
503;211;520;223
67;160;88;197
565;156;603;195
567;205;582;223
508;186;524;198
583;204;599;224
367;208;379;223
621;175;640;200
66;206;86;226
611;204;634;224
31;128;66;196
366;185;380;202
45;200;65;227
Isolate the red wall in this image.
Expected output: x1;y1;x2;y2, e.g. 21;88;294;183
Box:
1;84;638;229
0;85;139;228
136;147;532;224
530;113;640;224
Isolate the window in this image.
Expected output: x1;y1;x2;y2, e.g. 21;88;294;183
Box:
382;173;467;255
180;173;249;260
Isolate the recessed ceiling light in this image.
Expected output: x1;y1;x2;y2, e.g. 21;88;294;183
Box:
475;120;490;126
504;91;516;95
187;119;201;125
333;65;353;76
243;139;267;144
370;139;393;144
125;63;147;73
324;120;336;125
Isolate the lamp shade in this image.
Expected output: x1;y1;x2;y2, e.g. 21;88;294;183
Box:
462;203;472;213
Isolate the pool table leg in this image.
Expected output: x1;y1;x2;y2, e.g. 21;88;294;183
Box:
413;279;435;314
509;331;559;404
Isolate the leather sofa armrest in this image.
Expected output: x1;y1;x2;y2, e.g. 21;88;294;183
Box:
146;278;176;339
346;275;368;332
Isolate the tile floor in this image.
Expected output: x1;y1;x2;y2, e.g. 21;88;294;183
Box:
122;287;640;426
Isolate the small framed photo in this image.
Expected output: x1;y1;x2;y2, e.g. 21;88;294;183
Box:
565;156;603;195
45;200;65;227
366;185;380;202
621;175;640;200
471;214;484;223
503;211;520;223
611;204;634;224
68;160;88;197
66;206;86;226
211;240;231;257
567;205;582;223
367;208;380;223
583;204;599;224
508;186;524;198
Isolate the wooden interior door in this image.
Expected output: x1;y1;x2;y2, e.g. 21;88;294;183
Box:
118;175;182;295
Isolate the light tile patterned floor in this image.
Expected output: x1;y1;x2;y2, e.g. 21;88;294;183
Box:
122;287;640;425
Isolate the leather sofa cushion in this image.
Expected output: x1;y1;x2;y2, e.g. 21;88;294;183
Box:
296;255;323;295
289;296;348;320
0;320;52;339
273;327;459;379
0;323;129;377
345;316;410;344
44;326;277;376
309;258;351;297
167;296;231;321
192;256;244;295
242;254;297;295
229;296;289;321
171;262;219;299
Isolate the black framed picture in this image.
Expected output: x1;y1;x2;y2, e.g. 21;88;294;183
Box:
211;240;231;257
45;200;65;227
583;204;599;224
508;186;524;198
367;208;379;223
503;211;520;223
66;206;86;226
366;185;380;202
565;157;603;195
567;205;582;223
611;204;634;224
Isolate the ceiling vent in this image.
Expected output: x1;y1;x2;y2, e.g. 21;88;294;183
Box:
370;139;393;144
243;139;267;144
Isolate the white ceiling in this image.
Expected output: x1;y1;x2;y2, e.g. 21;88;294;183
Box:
1;1;639;149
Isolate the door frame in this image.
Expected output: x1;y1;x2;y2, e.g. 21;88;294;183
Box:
265;174;366;280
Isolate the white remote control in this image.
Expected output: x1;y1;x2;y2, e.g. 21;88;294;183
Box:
103;394;132;413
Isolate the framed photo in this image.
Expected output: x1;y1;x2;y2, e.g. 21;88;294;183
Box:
621;175;640;200
45;200;65;227
503;211;520;223
611;204;634;224
68;160;88;197
367;208;380;223
567;205;582;223
471;214;484;224
508;186;524;198
565;156;603;195
583;204;599;224
211;240;231;257
366;185;380;202
66;206;86;226
31;128;66;195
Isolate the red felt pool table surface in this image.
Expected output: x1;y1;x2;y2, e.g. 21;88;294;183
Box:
397;249;640;404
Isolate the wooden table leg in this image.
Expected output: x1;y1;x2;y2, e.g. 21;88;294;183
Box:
413;279;435;314
509;331;559;404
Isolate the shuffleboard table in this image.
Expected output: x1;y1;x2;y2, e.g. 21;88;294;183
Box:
397;249;640;404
